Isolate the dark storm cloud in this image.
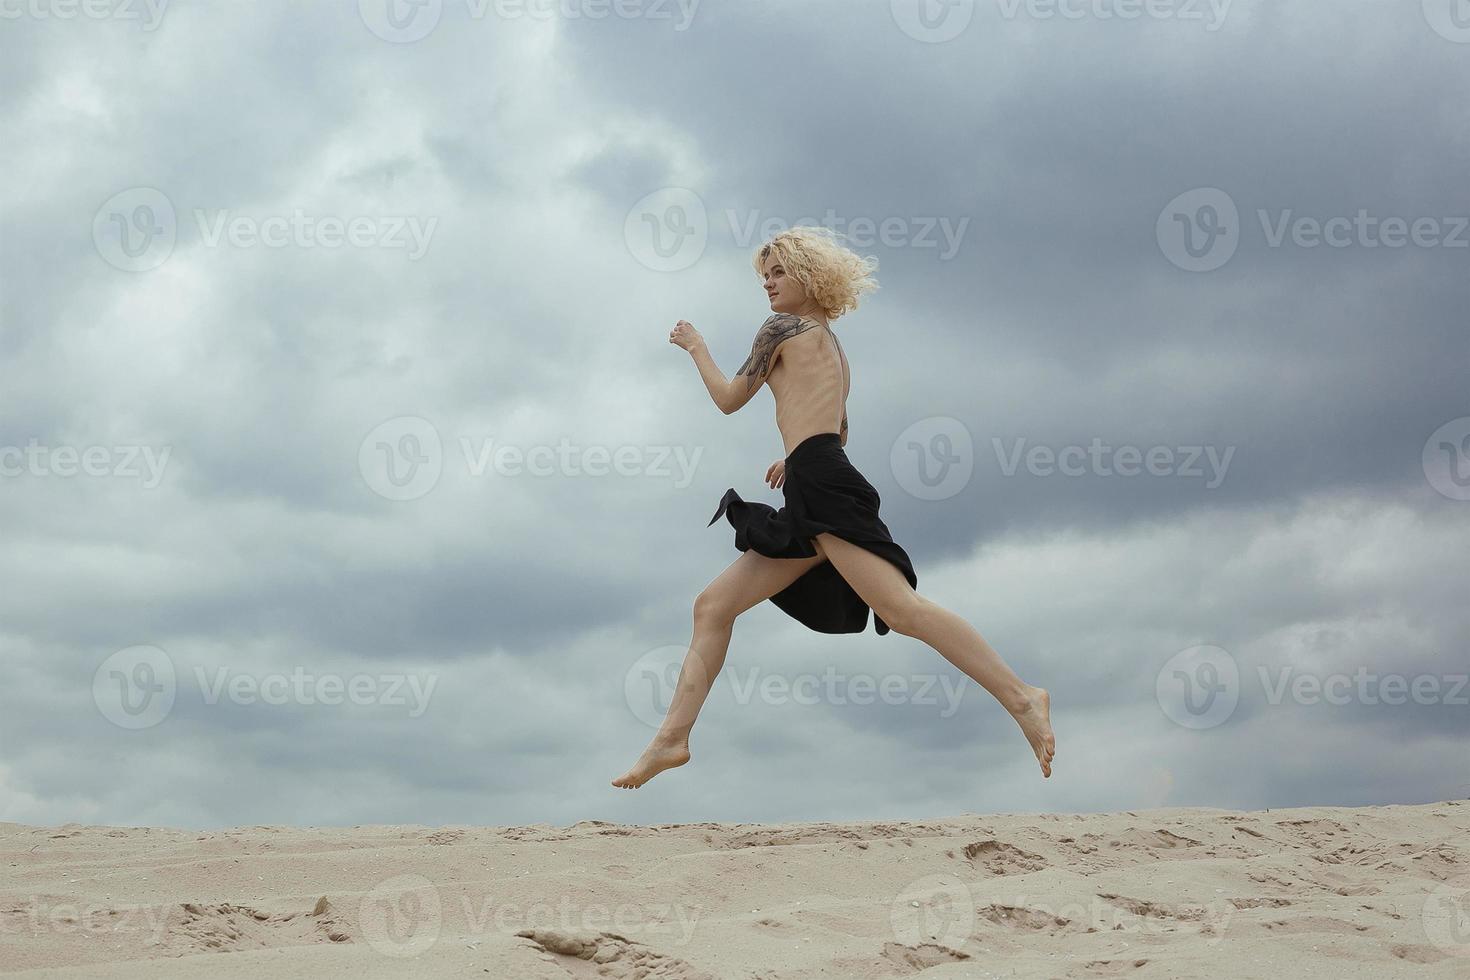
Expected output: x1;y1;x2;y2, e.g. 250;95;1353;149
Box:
559;0;1468;551
0;0;1466;828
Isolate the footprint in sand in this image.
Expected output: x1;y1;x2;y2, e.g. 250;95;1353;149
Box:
1256;915;1370;936
1095;893;1208;923
1391;943;1453;964
1081;958;1151;974
718;826;866;849
878;941;971;972
960;839;1048;875
976;903;1078;935
167;898;350;954
515;928;715;979
1272;818;1351;845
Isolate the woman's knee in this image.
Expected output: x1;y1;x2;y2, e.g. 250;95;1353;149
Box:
876;593;928;637
693;588;737;625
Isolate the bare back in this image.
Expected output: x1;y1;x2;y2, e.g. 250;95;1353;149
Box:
766;316;850;457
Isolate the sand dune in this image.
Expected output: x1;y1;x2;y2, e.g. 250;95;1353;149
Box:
3;801;1467;978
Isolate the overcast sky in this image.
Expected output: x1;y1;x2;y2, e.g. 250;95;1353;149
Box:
1;0;1467;830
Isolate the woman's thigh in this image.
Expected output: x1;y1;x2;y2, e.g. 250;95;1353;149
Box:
697;542;827;622
813;532;922;632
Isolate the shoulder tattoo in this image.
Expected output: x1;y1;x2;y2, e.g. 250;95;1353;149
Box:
736;314;818;390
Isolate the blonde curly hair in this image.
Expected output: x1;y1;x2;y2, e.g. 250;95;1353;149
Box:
752;225;879;321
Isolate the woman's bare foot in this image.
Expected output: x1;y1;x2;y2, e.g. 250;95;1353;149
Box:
611;735;691;789
1009;686;1055;777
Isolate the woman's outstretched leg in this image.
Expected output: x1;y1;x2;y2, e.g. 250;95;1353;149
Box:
814;532;1056;777
612;547;826;789
903;598;1055;776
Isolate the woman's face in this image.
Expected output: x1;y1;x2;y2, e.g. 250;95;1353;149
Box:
760;257;805;315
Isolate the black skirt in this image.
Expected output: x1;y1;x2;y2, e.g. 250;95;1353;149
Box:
707;432;919;635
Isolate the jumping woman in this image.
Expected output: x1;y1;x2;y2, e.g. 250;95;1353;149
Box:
612;226;1055;789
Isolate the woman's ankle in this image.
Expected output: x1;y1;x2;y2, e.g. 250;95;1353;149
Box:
653;728;691;748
